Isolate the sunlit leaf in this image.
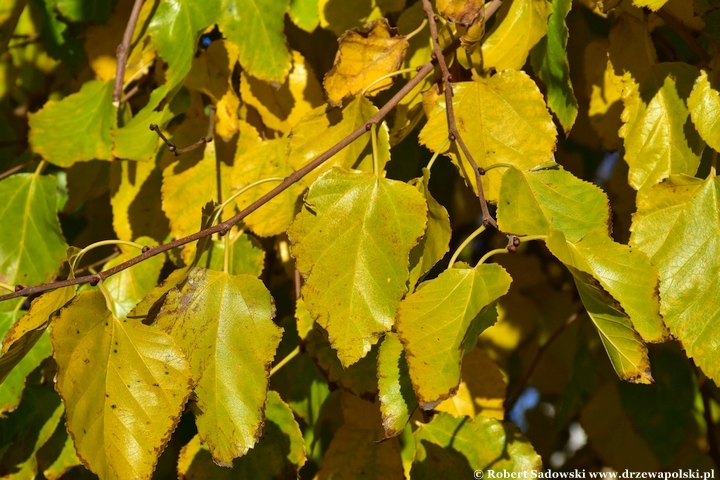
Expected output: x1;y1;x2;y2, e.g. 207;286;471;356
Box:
631;0;669;12
240;50;325;134
324;19;409;105
419;73;557;201
411;413;542;477
177;391;305;478
29;80;117;166
102;237;163;318
471;0;551;72
688;67;720;152
196;233;265;277
318;0;405;36
288;168;427;366
317;393;404;478
396;264;511;408
0;173;68;288
546;229;666;343
497;164;609;242
619;63;704;191
585;42;623;151
408;168;452;291
630;175;720;382
156;267;282;465
52;290;192;479
231;137;304;237
377;332;417;438
218;0;291;83
113;85;173;162
288;96;391;188
530;0;578;133
289;0;319;31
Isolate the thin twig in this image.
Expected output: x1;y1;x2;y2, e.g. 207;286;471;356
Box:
504;306;583;417
420;0;496;228
0;61;438;303
113;0;145;106
294;269;302;299
0;160;32;181
654;8;711;65
151;106;215;157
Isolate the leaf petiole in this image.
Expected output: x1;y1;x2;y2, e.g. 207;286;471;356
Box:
448;224;485;267
71;240;145;275
483;163;515;174
270;346;300;376
0;283;13;293
371;122;380;177
426;138;450;172
361;68;418;96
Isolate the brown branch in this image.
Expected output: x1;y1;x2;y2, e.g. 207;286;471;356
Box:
151;106;215;157
654;8;711;65
420;0;497;228
113;0;145;105
504;306;583;417
0;159;32;181
0;61;438;303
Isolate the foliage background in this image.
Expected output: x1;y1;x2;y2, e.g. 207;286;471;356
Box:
0;0;718;478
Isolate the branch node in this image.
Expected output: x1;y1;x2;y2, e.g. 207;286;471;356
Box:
478;166;486;175
446;74;453;83
365;122;374;131
141;246;150;253
149;124;157;131
448;132;456;141
219;225;230;237
14;285;23;292
90;276;100;287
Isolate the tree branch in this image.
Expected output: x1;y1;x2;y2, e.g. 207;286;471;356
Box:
0;61;438;303
113;0;145;106
420;0;497;228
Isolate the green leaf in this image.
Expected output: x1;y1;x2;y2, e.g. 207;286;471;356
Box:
0;174;68;288
102;237;164;318
396;264;511;408
569;267;652;384
411;413;542;477
54;0;118;23
530;0;578;133
148;0;219;90
51;290;192;479
317;393;404;478
473;0;552;72
545;229;666;343
619;63;705;191
231;138;303;237
497;164;610;242
0;371;64;478
196;233;265;277
377;332;417;438
288;96;391;188
688;68;720;152
419;73;557;201
288;168;427;366
177;391;306;478
29;79;117;166
408;168;452;291
289;0;319;31
156;267;283;465
630;175;720;382
218;0;291;83
112;85;170;162
0;286;76;385
39;421;82;480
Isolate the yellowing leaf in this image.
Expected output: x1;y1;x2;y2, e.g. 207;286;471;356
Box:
29;80;117;167
177;391;305;477
408;168;452;290
411;413;542;476
289;0;319;31
218;0;291;83
419;73;557;201
0;286;76;384
396;264;511;408
585;41;623;151
240;50;325;134
156;268;282;465
113;86;172;162
231;138;303;237
102;237;164;318
318;0;405;36
608;11;657;81
377;333;418;438
461;347;507;420
288;169;427;366
497;164;609;242
324;19;409;105
630;175;720;382
632;0;669;12
688;67;720;152
196;233;265;277
317;393;404;478
620;63;705;191
110;159;170;243
0;174;68;288
288;96;390;188
434;381;476;417
51;290;192;479
548;230;665;345
438;0;485;25
473;0;551;72
184;40;241;140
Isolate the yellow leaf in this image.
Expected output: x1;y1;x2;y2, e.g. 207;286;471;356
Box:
463;0;551;72
324;19;409;106
240;50;325;134
435;381;476;417
462;347;507;420
438;0;486;25
608;11;657;81
184;40;241;140
318;0;405;36
584;41;623;151
84;0;156;82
